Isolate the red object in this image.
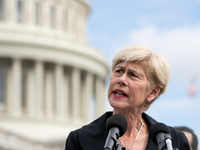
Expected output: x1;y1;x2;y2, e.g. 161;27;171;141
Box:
188;83;196;97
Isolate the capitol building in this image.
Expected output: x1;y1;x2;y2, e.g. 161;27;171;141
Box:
0;0;109;149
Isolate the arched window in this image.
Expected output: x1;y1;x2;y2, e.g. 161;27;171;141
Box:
0;0;4;21
0;58;9;110
35;2;40;25
63;9;68;32
0;70;5;109
50;6;55;28
17;0;24;23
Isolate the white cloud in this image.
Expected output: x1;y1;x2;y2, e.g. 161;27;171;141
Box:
130;25;200;84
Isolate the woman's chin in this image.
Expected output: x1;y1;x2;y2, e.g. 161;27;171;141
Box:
109;101;126;109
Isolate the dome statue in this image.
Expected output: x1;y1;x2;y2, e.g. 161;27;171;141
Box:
0;0;109;149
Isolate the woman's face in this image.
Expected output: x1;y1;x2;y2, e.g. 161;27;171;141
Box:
108;61;151;111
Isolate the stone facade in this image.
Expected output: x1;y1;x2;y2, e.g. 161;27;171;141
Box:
0;0;109;149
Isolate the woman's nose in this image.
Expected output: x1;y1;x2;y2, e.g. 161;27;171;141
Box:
117;73;128;86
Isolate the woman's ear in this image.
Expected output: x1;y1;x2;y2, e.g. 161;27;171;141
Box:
147;86;160;102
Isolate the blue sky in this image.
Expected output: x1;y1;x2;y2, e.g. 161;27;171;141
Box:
86;0;200;98
86;0;200;145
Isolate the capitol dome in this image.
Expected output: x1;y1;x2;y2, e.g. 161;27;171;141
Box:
0;0;109;149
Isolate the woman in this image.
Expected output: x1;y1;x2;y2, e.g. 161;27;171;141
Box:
65;44;190;150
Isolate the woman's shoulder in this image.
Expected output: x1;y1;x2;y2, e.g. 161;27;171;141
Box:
142;112;190;150
66;111;113;150
81;111;112;132
142;112;158;127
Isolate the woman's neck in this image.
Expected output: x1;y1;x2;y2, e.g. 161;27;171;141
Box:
113;109;144;137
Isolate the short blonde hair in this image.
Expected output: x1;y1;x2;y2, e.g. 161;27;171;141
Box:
112;44;170;111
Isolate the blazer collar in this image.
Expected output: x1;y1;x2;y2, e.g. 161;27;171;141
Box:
79;111;159;150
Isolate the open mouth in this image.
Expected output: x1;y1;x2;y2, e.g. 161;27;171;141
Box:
114;91;127;97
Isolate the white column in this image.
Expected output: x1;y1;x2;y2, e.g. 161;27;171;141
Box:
81;13;87;42
35;61;44;119
73;10;77;39
71;68;81;121
77;12;82;40
63;8;67;32
95;77;106;118
6;0;15;24
82;72;93;122
26;68;35;117
40;1;48;28
25;0;34;26
55;64;66;121
12;59;22;117
79;13;85;42
6;58;22;117
44;69;54;119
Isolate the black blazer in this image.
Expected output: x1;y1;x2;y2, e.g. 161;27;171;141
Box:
65;111;190;150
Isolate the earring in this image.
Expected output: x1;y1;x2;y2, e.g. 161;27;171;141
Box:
147;99;150;103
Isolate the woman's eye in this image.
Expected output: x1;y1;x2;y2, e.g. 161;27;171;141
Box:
116;69;122;73
130;73;137;77
113;69;123;75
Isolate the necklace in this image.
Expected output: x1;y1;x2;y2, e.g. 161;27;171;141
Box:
119;122;144;150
